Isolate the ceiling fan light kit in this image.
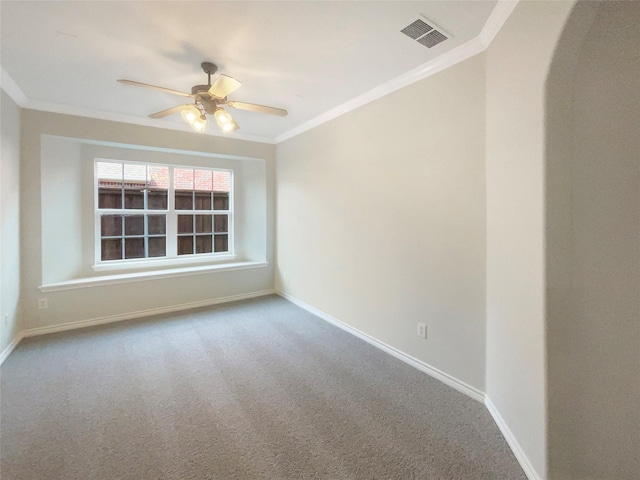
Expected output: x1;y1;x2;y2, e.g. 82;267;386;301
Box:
118;61;287;134
181;106;207;133
221;119;240;133
214;108;239;133
214;107;232;125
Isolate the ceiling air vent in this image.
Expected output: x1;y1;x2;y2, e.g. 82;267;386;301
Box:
400;19;433;40
418;30;448;48
401;16;451;49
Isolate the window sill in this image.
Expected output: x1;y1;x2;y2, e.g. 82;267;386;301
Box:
92;253;237;272
39;261;269;293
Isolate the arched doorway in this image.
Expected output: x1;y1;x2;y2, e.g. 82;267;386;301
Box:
546;1;640;478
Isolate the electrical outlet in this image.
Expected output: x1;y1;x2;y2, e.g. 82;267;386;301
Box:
37;298;49;309
417;322;427;339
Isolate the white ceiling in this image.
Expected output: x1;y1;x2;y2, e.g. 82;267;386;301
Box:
1;1;500;143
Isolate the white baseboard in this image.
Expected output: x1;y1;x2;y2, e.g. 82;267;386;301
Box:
0;333;23;366
485;396;544;480
277;290;485;403
277;290;544;480
16;289;275;340
6;287;542;480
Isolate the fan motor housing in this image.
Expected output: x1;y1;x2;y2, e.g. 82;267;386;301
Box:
191;84;211;95
198;96;220;114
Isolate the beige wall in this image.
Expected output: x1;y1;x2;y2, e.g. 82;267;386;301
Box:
547;1;640;478
485;1;575;478
276;54;487;391
1;90;22;354
20;110;276;332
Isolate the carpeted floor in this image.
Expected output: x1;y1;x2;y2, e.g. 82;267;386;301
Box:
1;295;526;479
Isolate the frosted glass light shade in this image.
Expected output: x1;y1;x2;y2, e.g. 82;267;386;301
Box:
182;106;206;132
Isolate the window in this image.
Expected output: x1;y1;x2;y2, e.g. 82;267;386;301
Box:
95;160;232;266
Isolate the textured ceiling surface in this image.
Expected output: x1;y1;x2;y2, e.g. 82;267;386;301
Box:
1;1;497;141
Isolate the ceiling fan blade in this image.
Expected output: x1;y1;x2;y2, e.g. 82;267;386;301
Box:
148;104;194;119
226;101;288;117
117;79;194;98
208;74;242;98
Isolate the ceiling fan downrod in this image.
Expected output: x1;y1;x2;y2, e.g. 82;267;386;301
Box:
201;62;218;86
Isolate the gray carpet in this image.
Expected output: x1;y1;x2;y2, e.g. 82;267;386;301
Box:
1;295;526;479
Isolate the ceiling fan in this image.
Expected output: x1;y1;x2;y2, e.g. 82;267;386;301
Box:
118;62;287;134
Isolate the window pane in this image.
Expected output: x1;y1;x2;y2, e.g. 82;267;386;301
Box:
124;215;144;236
101;238;122;260
124;238;145;259
101;215;122;237
213;193;229;210
214;234;228;253
195;192;212;210
175;191;193;210
148;237;166;257
213;171;231;192
148;165;169;189
148;215;166;235
194;169;213;191
124;188;144;209
195;215;212;233
214;215;228;233
101;238;122;261
148;190;167;210
178;215;193;234
123;163;147;187
99;188;122;209
178;236;193;255
97;162;123;186
97;163;232;264
196;235;213;254
174;168;194;190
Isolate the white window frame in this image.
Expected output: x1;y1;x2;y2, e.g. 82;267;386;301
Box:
93;158;235;272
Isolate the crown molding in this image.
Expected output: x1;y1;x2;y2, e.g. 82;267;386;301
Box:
3;1;518;146
0;64;273;144
1;67;28;106
275;0;520;144
479;0;521;48
21;98;275;144
275;36;485;144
